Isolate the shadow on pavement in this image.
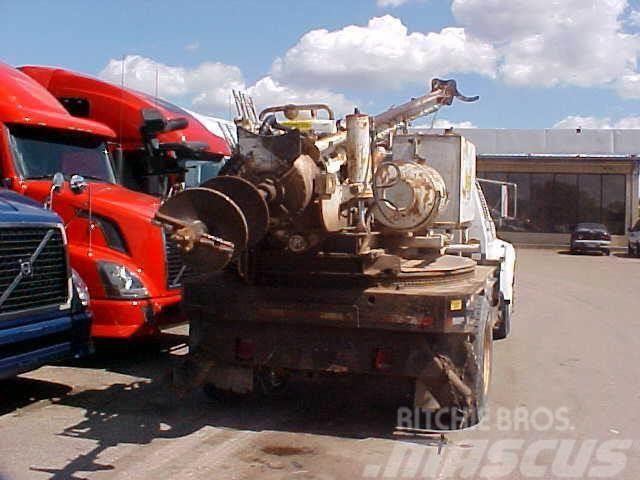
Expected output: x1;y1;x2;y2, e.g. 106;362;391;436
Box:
25;332;416;479
557;249;611;256
613;252;639;259
0;377;72;415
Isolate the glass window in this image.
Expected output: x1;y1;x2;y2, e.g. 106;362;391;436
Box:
477;171;627;235
602;175;625;235
8;125;115;183
552;174;578;233
578;175;602;224
529;173;554;232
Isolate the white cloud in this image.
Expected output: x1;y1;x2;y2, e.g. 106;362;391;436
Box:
377;0;410;7
99;55;355;116
270;15;497;91
553;115;640;129
245;76;355;116
433;119;476;128
413;118;477;129
452;0;640;90
615;72;640;98
99;55;244;109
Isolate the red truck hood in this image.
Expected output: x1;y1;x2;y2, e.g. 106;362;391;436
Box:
21;180;176;301
0;62;115;138
23;180;159;220
19;65;230;156
82;183;160;219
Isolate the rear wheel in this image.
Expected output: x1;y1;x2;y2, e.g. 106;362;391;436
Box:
493;297;511;340
459;301;494;428
472;312;493;419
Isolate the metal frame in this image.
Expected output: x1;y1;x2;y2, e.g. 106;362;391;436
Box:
477;178;518;220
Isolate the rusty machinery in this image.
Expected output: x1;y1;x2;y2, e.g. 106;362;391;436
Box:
156;79;498;429
156;79;478;271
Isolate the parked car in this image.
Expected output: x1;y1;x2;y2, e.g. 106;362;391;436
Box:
629;220;640;257
0;188;92;380
570;223;611;255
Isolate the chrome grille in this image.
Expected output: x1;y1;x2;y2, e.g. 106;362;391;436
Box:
165;236;188;289
0;226;69;315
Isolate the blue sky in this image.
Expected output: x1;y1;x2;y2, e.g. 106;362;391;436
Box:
2;0;640;128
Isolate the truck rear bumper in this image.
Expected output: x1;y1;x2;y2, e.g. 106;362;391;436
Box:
189;319;469;378
89;294;183;338
0;311;92;380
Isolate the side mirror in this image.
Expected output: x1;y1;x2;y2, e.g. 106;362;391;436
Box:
46;172;65;210
141;108;165;135
52;172;65;193
165;117;189;132
70;174;88;194
141;108;189;136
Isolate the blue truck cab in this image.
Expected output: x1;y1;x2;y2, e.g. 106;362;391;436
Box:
0;188;92;379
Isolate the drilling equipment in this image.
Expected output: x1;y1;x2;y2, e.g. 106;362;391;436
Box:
157;79;499;429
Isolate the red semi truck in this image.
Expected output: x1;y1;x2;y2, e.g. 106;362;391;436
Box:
0;62;187;338
19;66;231;197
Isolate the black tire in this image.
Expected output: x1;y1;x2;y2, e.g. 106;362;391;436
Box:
493;298;511;340
602;248;611;256
458;301;494;428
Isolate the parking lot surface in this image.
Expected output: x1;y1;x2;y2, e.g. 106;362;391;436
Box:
1;248;639;479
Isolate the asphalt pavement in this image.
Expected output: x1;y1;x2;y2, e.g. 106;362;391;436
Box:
1;248;639;479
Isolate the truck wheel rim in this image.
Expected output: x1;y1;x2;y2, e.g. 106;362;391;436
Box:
483;323;492;397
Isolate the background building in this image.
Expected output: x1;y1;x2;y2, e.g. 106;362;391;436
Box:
453;129;640;246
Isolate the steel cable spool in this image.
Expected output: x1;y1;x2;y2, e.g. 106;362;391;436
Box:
158;187;249;272
372;160;447;232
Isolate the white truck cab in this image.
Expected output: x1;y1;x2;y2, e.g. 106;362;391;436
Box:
468;181;516;339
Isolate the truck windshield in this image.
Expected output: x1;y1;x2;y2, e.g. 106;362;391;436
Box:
8;125;116;183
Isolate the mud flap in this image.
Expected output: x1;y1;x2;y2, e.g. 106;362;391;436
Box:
413;293;495;429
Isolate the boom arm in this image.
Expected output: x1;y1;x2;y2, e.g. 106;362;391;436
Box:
373;78;479;134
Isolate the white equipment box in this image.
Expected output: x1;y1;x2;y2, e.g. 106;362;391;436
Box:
393;133;477;228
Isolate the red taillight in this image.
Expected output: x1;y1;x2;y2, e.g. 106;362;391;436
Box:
374;348;393;372
420;316;434;328
235;338;256;360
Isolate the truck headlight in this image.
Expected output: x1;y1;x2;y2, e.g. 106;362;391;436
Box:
72;269;90;308
97;261;149;299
